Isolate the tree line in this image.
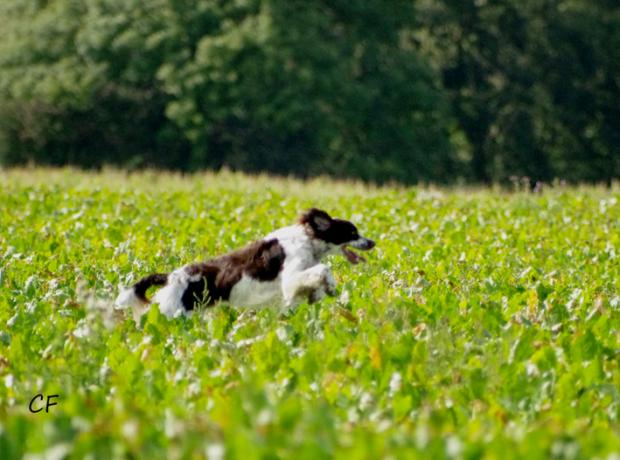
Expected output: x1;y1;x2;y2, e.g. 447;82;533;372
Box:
0;0;618;184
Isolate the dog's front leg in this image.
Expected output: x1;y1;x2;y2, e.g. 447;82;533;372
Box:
281;263;337;308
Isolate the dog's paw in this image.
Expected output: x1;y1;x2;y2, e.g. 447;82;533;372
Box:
279;304;297;318
323;270;337;296
311;264;337;296
308;288;326;304
283;295;302;311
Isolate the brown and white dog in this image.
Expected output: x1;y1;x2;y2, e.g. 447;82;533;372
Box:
115;208;375;318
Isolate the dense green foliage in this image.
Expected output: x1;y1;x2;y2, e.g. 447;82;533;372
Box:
0;0;618;183
1;169;620;458
417;0;620;183
0;0;454;183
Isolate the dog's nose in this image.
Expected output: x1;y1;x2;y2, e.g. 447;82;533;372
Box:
350;237;376;250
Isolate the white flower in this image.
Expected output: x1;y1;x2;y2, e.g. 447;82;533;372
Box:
445;436;462;458
389;372;402;396
7;314;18;327
205;443;225;460
339;289;350;305
72;320;91;339
122;420;138;440
257;408;273;426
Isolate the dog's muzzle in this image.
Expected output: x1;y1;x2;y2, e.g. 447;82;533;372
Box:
349;237;375;251
342;237;375;264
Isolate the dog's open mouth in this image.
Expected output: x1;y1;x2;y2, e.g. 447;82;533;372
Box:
342;245;366;264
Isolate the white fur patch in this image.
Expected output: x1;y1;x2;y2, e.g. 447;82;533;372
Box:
229;274;283;308
152;268;190;318
114;286;144;309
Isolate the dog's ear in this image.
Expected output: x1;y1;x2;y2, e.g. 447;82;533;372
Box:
247;239;285;278
255;239;276;260
255;239;283;261
300;208;332;232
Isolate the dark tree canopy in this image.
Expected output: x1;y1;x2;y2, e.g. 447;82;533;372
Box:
0;0;618;184
415;0;620;184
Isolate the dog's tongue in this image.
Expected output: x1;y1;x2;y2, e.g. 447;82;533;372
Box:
342;246;365;264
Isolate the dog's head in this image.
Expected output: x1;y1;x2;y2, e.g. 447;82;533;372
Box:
300;208;375;264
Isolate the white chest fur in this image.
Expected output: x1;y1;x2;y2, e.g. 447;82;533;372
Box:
229;274;283;307
267;225;327;270
229;225;323;308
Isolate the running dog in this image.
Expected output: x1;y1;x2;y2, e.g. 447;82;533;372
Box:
115;208;375;318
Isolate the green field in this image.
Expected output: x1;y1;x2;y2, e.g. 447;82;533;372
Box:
1;169;619;459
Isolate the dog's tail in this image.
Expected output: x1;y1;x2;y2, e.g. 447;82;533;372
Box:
115;273;169;308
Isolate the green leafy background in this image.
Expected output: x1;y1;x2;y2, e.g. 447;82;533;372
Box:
0;169;619;458
1;0;618;184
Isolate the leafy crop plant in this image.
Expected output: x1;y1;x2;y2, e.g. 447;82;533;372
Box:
0;169;619;459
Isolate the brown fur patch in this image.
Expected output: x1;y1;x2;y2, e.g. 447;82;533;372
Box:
181;238;286;310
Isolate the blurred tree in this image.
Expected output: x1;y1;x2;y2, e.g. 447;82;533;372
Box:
0;0;191;169
0;0;457;183
530;0;620;184
415;0;619;184
1;0;617;183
